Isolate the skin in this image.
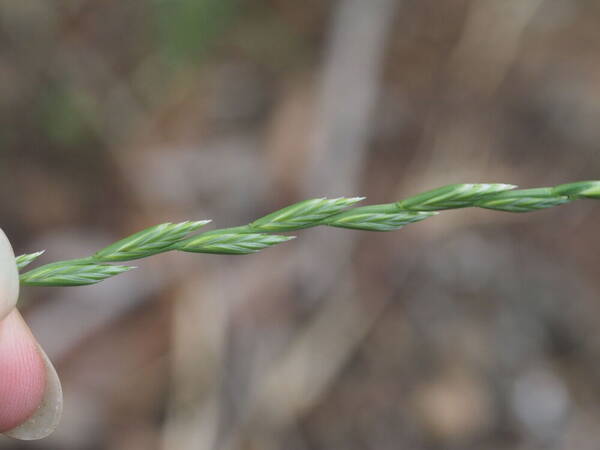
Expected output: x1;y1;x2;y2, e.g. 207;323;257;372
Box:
0;309;47;432
0;228;53;438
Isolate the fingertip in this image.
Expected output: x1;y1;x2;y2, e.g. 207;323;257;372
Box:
4;343;63;440
0;310;47;433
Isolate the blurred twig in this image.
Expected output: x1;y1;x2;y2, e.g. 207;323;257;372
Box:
214;0;401;448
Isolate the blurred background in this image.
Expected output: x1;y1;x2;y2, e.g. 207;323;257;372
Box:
1;0;600;449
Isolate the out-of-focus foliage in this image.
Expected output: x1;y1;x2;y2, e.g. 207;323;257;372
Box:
154;0;240;64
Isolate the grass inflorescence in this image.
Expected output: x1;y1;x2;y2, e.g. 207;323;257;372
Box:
17;180;600;287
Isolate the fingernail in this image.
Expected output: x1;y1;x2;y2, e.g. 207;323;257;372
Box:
0;229;19;321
